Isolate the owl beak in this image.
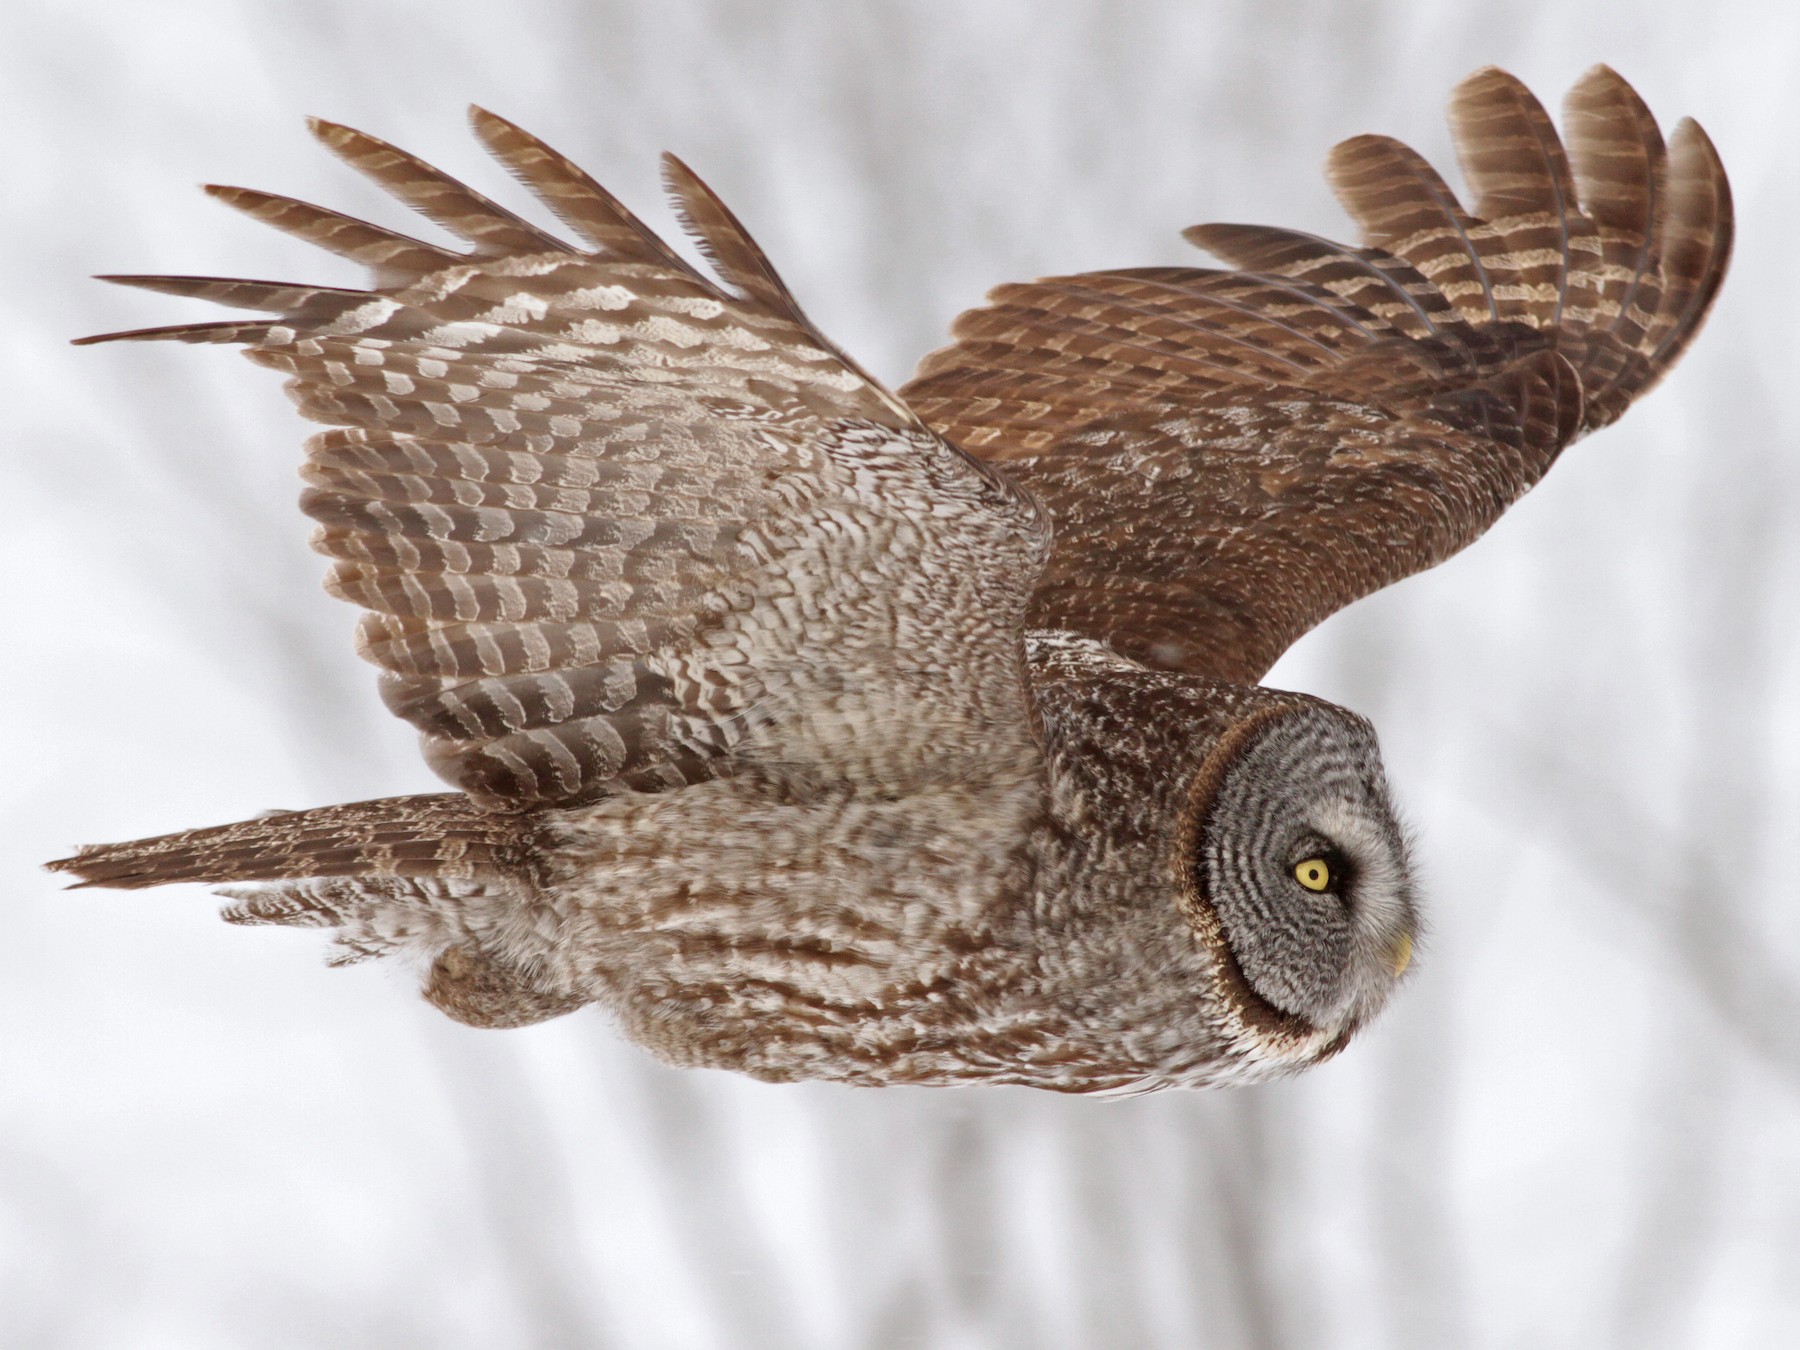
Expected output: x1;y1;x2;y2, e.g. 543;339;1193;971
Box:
1389;932;1413;978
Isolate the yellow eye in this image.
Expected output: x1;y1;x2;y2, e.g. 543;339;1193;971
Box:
1294;858;1331;892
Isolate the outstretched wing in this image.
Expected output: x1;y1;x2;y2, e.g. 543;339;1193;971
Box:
901;66;1732;683
82;111;1048;808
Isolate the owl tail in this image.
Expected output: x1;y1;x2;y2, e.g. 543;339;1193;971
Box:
45;793;521;891
47;796;583;1027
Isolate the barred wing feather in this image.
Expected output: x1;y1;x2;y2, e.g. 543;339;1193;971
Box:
81;110;1049;808
902;66;1730;683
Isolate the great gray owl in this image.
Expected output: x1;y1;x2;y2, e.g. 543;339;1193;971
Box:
49;67;1731;1093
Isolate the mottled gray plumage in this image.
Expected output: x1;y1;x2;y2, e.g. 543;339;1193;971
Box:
50;67;1730;1092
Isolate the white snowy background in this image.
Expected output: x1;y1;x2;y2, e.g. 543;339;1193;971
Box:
4;2;1798;1346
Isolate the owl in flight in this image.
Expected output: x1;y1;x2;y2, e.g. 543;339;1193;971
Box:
51;67;1730;1093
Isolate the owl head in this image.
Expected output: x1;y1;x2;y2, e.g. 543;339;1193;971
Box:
1177;697;1418;1069
1032;662;1418;1087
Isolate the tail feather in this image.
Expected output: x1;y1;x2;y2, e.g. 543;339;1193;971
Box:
214;874;495;969
45;793;524;891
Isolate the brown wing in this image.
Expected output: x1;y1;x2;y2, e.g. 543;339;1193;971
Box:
80;110;1048;808
900;66;1732;683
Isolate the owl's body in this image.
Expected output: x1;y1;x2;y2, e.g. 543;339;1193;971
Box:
52;67;1730;1091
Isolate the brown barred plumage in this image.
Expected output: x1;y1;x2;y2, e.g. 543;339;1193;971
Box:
56;795;521;889
49;67;1729;1091
905;65;1729;683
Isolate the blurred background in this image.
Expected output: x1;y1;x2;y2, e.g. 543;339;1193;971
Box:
4;2;1797;1346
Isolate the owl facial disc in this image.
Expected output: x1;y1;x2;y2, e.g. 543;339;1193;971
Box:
1193;703;1417;1032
